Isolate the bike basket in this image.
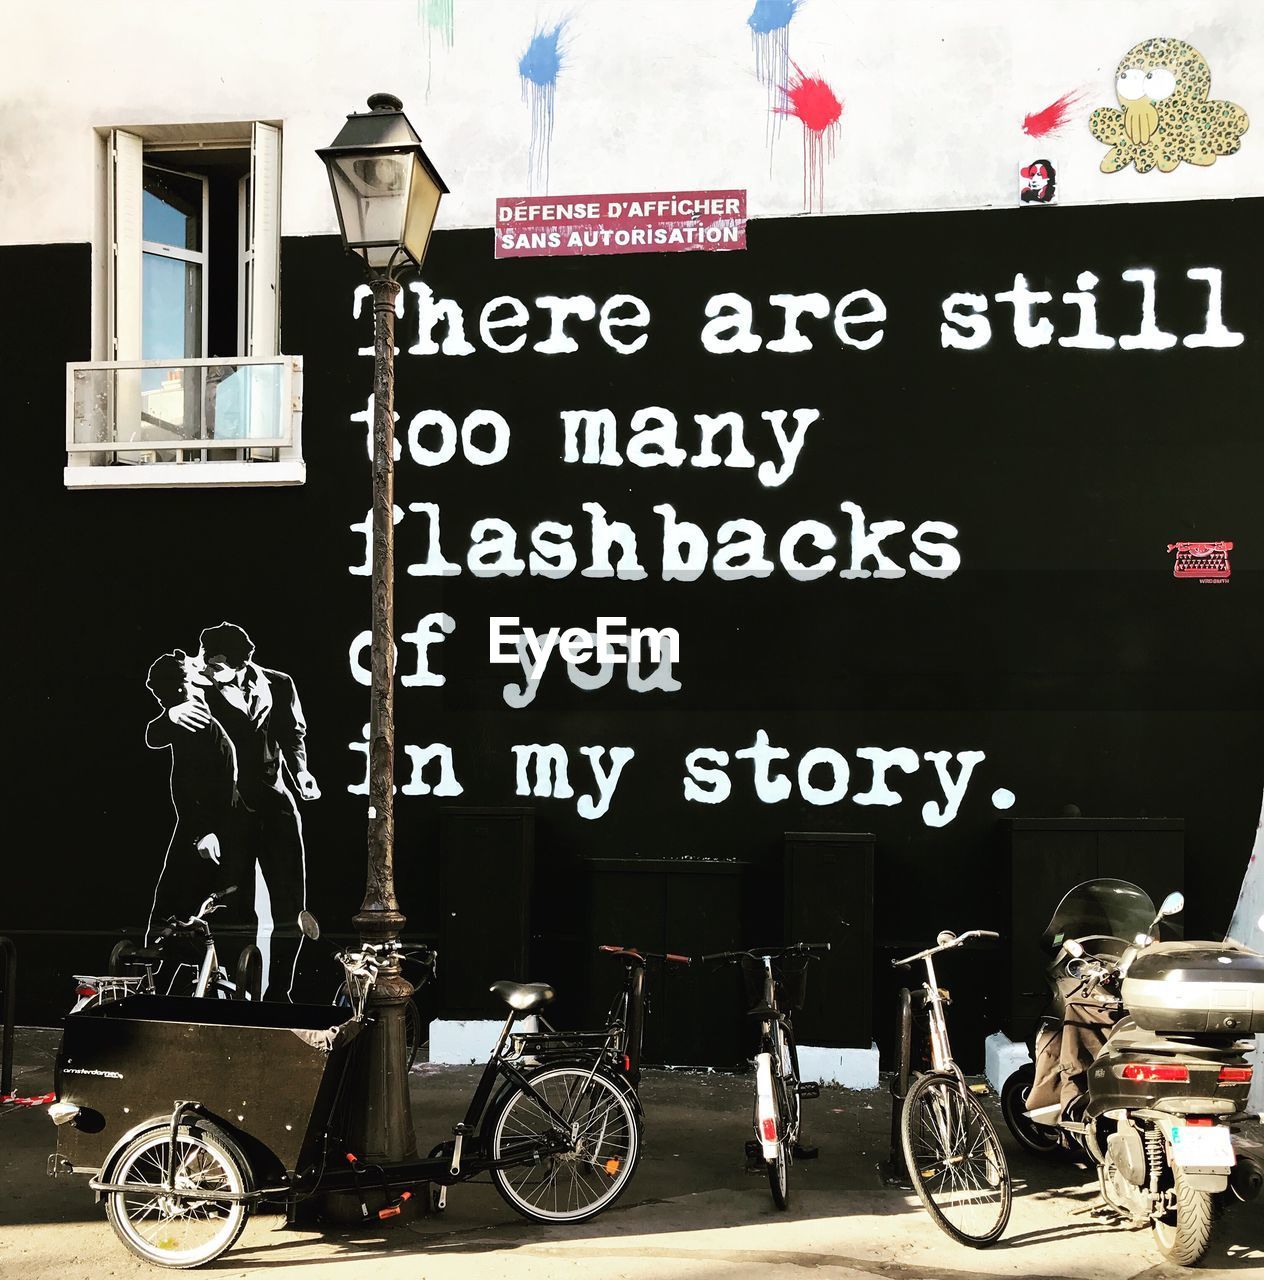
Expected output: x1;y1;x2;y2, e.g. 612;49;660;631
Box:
739;955;766;1007
741;954;811;1011
777;955;811;1011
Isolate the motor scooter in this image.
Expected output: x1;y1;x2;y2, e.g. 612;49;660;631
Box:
1000;878;1264;1266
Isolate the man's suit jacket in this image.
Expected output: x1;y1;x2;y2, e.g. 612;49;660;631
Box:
203;664;309;811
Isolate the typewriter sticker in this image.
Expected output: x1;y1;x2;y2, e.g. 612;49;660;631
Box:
1168;541;1233;584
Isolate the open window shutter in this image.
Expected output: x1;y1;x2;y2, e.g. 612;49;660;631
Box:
109;130;143;458
109;130;143;361
248;122;281;357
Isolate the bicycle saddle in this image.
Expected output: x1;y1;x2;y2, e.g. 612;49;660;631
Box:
490;980;555;1014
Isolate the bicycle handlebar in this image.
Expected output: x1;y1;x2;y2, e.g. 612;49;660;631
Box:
597;945;692;967
700;942;831;964
891;929;999;968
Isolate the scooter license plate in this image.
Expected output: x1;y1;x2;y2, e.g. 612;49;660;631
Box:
1169;1125;1235;1169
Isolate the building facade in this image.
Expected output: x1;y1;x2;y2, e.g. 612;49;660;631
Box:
3;0;1263;1069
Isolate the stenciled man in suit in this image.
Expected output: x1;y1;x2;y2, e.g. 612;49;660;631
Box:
166;621;320;1000
143;650;241;943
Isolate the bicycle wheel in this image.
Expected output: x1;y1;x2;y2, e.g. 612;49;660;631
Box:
766;1026;796;1209
105;1122;250;1268
776;1022;802;1144
490;1065;640;1223
233;946;262;1002
900;1071;1011;1247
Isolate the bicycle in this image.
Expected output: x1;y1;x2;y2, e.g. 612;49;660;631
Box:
72;887;261;1010
511;945;691;1096
703;942;830;1209
335;942;643;1223
891;928;1011;1247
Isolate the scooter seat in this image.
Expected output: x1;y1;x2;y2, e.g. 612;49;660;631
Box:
490;980;556;1014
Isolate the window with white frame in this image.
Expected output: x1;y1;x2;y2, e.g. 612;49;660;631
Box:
66;122;303;489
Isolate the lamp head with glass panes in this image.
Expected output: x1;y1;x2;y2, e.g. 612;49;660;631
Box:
318;94;448;277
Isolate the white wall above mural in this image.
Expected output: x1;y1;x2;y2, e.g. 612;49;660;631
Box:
1;0;1263;247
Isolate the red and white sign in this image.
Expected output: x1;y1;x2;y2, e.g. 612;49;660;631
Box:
494;190;746;260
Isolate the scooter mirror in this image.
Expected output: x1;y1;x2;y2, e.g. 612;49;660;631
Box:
298;910;321;941
936;930;956;947
1064;939;1086;958
1159;891;1185;918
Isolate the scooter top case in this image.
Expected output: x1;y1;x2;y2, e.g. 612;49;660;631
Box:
1086;1018;1254;1119
1122;940;1264;1036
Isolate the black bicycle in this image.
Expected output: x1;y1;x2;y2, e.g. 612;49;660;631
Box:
704;943;829;1208
336;942;641;1225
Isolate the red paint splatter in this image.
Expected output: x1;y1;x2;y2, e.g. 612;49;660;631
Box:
1023;90;1082;139
776;62;843;212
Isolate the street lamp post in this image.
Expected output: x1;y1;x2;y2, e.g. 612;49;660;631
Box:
319;94;448;1163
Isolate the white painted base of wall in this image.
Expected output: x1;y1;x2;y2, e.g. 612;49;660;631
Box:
984;1030;1031;1095
797;1043;880;1090
428;1019;508;1065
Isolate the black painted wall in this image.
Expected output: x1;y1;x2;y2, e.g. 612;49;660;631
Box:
2;200;1261;1070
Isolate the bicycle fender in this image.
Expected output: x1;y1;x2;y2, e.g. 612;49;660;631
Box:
96;1108;260;1199
754;1052;779;1161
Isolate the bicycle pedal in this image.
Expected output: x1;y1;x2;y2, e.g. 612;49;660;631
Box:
744;1140;761;1161
793;1142;819;1160
797;1082;821;1100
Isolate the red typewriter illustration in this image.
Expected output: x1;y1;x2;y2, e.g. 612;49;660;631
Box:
1167;540;1233;583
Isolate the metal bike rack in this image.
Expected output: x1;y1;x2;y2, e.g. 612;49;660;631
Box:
1;936;16;1097
884;986;913;1183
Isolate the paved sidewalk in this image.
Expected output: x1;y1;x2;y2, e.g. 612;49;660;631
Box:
1;1028;1260;1279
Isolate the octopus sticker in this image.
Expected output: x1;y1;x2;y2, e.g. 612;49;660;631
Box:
1090;37;1248;174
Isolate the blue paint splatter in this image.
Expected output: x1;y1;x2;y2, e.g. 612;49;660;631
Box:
749;0;799;35
749;0;800;144
520;23;565;191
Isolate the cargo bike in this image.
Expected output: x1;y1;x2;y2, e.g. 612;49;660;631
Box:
46;943;642;1268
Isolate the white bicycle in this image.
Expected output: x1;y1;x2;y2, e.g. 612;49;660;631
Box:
72;887;261;1010
704;943;830;1209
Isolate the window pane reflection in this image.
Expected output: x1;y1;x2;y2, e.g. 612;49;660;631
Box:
143;167;202;250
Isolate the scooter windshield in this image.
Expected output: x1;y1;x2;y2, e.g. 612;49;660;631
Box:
1040;878;1156;951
